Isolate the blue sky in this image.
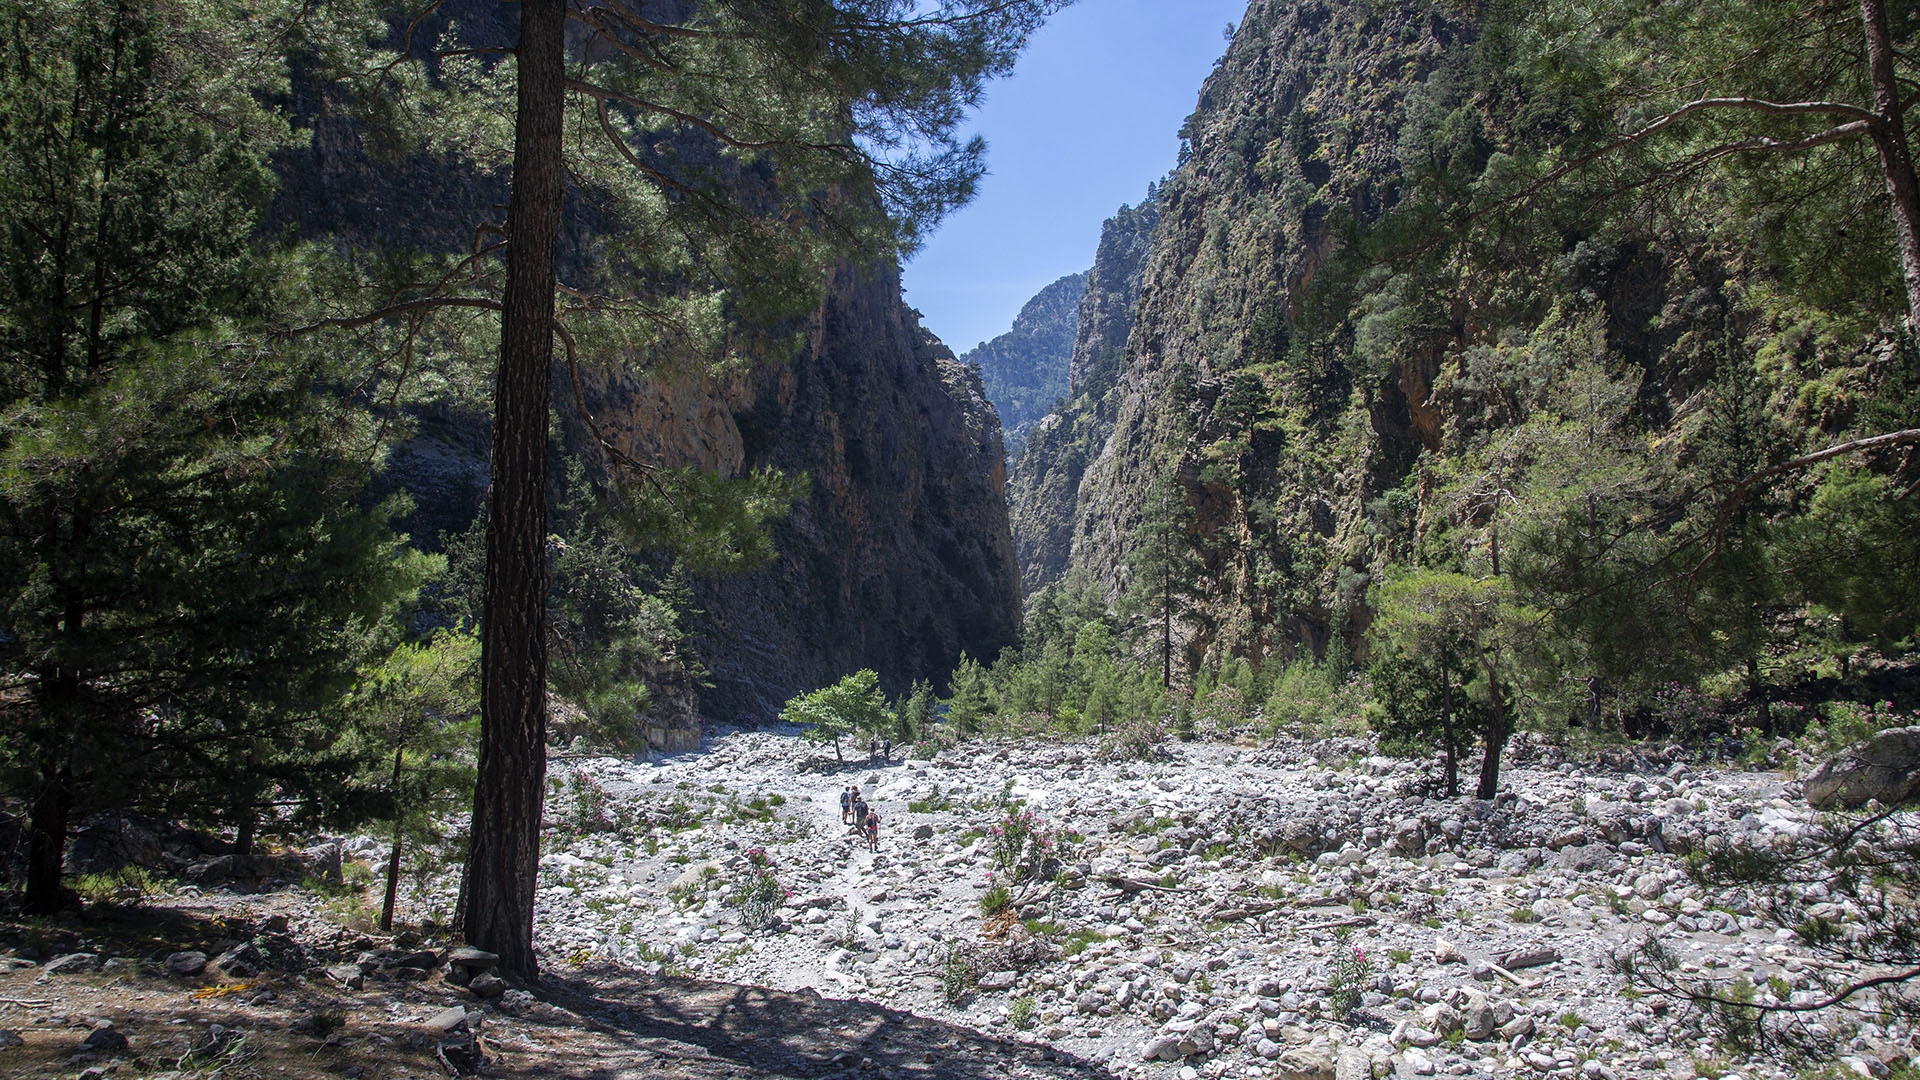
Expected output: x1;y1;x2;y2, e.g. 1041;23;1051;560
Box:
901;0;1249;355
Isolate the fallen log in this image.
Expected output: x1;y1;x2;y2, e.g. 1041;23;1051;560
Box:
1102;875;1199;895
1297;915;1376;933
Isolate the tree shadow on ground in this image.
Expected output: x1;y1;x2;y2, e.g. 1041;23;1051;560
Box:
540;963;1117;1080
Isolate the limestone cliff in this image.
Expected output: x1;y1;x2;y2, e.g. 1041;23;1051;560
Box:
1025;0;1748;677
271;6;1021;733
1005;193;1159;594
579;262;1021;723
1014;0;1478;667
962;272;1085;457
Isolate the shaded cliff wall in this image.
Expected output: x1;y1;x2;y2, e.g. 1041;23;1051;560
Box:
270;5;1021;729
581;263;1021;723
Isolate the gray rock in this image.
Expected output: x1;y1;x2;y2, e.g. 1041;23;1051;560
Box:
1499;1015;1536;1039
1463;1003;1495;1040
165;951;208;977
1075;989;1105;1013
424;1007;472;1035
912;824;935;841
1142;1035;1183;1062
1334;1046;1373;1080
1390;819;1426;857
0;1031;21;1049
213;942;264;978
1556;843;1613;873
324;963;364;990
79;1028;129;1053
1275;1045;1335;1080
1806;727;1920;808
41;953;99;976
1498;946;1559;971
469;972;508;999
444;946;499;972
975;970;1017;991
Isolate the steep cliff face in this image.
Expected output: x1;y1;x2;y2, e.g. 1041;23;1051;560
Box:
271;7;1022;731
579;262;1021;723
963;272;1085;457
1005;194;1159;594
1021;0;1478;667
1067;196;1160;396
1031;0;1748;676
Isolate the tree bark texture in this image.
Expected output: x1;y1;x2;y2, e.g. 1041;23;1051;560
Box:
1860;0;1920;331
24;757;73;915
459;0;567;983
381;747;405;933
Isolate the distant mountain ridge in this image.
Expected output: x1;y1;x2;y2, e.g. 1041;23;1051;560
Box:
961;272;1085;457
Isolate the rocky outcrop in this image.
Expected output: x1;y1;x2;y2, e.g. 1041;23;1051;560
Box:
579;262;1021;723
1804;726;1920;808
1006;193;1161;595
1054;0;1479;669
963;272;1085;457
1067;194;1159;397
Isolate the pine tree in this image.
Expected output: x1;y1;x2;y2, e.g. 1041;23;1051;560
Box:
0;0;424;911
375;0;1065;977
1123;466;1203;687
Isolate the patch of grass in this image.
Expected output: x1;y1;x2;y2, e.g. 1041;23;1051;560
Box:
1558;1010;1585;1030
1009;994;1036;1029
1060;927;1106;958
981;884;1011;916
908;785;957;813
941;941;977;1004
1387;948;1412;965
71;866;166;907
1510;908;1538;924
1203;842;1231;860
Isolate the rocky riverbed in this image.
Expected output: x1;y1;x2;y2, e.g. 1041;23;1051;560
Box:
352;730;1917;1080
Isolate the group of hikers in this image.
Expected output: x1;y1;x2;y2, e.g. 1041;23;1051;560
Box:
839;783;881;852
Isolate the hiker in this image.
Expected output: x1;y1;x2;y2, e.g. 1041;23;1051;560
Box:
851;794;870;834
864;808;880;852
867;735;879;764
881;736;891;761
839;784;854;825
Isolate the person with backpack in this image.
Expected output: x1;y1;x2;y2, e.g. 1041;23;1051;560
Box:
864;807;880;852
851;794;869;835
867;735;879;764
839;784;854;825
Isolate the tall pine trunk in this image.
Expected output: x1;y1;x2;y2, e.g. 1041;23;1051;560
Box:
1860;0;1920;331
24;755;73;915
381;747;405;933
459;0;566;983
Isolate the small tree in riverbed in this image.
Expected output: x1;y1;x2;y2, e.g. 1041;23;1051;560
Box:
782;670;894;764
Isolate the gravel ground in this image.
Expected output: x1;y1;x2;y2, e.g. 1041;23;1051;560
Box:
353;729;1918;1080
